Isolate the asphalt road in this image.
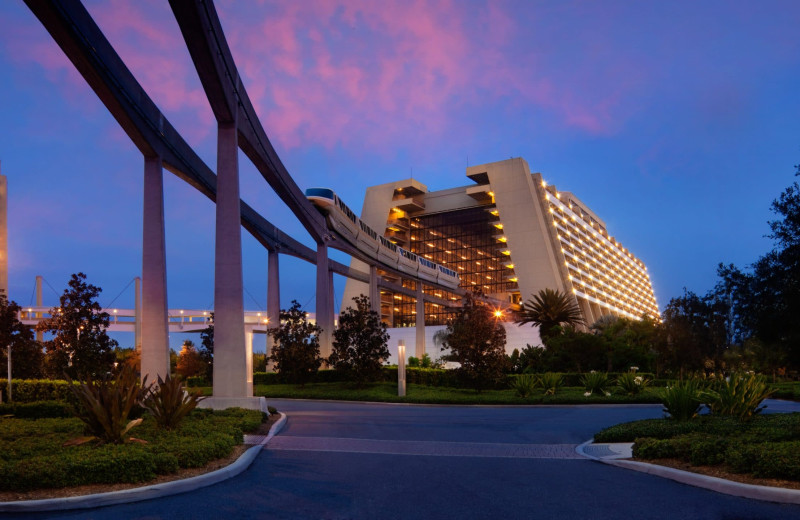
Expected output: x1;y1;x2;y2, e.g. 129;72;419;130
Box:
4;399;800;520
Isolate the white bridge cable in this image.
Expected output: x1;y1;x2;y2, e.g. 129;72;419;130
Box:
104;277;136;309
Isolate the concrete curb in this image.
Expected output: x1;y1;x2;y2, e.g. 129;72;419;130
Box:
266;397;662;409
0;412;288;513
576;438;800;505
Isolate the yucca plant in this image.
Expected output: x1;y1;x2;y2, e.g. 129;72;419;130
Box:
581;371;610;396
511;374;538;398
703;372;774;419
66;365;150;444
661;379;705;421
143;374;205;430
616;372;651;396
539;372;563;396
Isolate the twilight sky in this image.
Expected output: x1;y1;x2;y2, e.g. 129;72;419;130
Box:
1;1;799;350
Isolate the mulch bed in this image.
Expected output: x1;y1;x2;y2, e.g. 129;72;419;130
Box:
642;458;800;491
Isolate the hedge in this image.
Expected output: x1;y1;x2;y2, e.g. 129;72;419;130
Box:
0;408;264;491
0;400;73;419
0;379;76;403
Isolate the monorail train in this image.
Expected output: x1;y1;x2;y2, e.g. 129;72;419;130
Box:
305;188;461;288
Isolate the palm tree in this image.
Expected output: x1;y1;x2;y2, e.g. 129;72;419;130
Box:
516;288;584;344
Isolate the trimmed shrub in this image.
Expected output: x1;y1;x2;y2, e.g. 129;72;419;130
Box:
0;400;72;419
0;379;74;402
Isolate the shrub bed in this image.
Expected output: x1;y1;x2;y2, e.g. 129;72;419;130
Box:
0;408;264;491
597;413;800;482
255;381;664;405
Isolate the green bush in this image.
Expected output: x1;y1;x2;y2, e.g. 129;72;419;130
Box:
616;372;651;396
704;373;774;419
539;372;564;395
581;372;610;396
0;379;75;402
186;376;210;387
143;374;204;430
511;374;537;398
661;379;705;421
0;408;264;491
0;400;72;419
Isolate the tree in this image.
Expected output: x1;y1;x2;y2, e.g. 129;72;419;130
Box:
176;340;205;378
269;301;322;385
329;295;389;386
198;313;214;382
36;273;117;378
0;295;44;379
516;288;584;345
440;291;507;391
660;289;728;377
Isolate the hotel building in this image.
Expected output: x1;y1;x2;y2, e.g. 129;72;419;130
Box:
342;157;658;352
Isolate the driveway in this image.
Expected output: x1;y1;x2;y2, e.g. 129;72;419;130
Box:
4;399;800;519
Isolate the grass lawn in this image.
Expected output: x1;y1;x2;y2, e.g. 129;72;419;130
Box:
594;413;800;483
222;382;666;405
0;408;265;492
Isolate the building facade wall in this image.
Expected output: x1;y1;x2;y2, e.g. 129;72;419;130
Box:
341;157;659;339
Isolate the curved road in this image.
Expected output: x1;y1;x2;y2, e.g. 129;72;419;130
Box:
4;399;800;520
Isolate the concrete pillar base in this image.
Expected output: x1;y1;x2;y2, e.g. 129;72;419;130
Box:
197;396;269;413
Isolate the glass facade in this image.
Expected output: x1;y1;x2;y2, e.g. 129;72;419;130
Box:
388;206;519;326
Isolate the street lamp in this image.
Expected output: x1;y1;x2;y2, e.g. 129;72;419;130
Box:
397;340;406;397
6;341;11;403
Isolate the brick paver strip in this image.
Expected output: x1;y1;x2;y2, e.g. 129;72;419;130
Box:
267;436;582;459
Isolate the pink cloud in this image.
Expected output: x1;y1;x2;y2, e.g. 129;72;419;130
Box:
8;1;647;158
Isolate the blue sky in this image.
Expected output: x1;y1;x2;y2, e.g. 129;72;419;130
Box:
1;1;799;350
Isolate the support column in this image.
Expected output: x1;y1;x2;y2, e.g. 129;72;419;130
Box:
244;326;254;395
415;283;425;359
35;276;43;342
369;265;380;314
316;242;334;359
134;277;142;351
212;121;248;398
141;156;170;383
266;249;280;371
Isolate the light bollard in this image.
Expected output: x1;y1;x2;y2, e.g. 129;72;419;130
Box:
398;340;406;397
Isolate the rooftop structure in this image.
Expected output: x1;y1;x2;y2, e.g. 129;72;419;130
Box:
342;158;658;330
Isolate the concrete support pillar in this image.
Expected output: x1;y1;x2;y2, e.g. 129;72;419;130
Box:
415;283;425;359
134;276;142;351
35;276;43;342
369;265;380;314
244;326;254;396
316;242;334;359
266;249;280;370
141;156;170;383
212;121;249;398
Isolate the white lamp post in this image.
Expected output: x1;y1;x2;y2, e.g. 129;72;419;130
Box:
398;339;406;397
6;342;11;403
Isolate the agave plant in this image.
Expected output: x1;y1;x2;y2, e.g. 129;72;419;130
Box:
511;374;538;398
539;372;563;396
703;372;774;419
66;364;150;444
616;372;651;396
661;379;705;421
143;374;205;430
581;371;610;396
